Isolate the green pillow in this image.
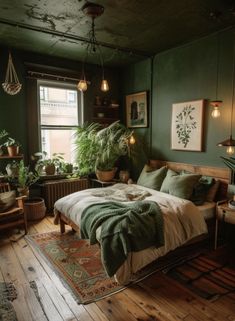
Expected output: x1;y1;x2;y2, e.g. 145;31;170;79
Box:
190;177;214;205
160;169;178;193
168;174;201;199
137;165;167;190
0;190;16;213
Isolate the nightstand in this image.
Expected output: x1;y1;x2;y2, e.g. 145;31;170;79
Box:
214;200;235;249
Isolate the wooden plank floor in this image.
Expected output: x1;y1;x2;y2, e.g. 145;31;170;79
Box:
0;217;235;321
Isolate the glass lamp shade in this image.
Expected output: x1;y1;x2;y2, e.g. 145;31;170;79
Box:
211;106;221;118
101;79;109;92
226;146;235;155
77;79;88;92
129;135;136;144
210;100;222;118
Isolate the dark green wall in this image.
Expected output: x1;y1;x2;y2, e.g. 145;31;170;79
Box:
121;27;235;174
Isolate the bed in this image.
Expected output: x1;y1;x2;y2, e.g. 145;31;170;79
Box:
54;160;230;285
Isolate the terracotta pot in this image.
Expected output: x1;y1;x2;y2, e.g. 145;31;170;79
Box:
7;145;19;157
45;164;55;175
96;168;117;182
17;187;29;197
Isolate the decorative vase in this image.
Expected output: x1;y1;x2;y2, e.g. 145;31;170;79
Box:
96;168;117;182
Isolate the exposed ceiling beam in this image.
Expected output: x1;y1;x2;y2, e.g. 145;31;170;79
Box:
0;17;153;58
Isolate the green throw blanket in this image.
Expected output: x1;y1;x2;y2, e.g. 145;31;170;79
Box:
81;201;164;277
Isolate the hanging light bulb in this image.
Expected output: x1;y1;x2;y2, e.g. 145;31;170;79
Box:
211;101;222;118
226;145;235;155
77;77;88;92
211;34;222;118
129;135;136;144
101;79;109;92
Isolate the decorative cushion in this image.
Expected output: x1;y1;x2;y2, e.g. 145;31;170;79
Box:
168;174;201;200
190;176;215;205
0;190;16;213
137;165;167;190
160;169;178;193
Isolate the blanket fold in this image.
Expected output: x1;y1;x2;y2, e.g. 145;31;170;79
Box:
81;201;164;276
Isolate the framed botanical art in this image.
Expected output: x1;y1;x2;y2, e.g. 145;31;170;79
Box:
171;99;205;151
126;91;148;128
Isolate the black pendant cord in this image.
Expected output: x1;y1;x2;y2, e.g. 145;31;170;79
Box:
215;34;220;100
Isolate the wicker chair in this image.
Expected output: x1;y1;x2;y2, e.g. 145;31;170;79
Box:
0;183;27;234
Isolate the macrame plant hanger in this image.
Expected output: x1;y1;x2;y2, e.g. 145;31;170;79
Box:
2;52;22;95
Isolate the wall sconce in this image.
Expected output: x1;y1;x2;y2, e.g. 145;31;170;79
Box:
211;34;222;118
77;2;109;93
217;42;235;155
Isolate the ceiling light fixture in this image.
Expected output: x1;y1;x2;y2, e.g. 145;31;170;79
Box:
211;34;222;118
77;2;109;92
217;42;235;155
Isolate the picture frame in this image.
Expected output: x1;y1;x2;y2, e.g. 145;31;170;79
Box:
126;91;148;128
171;99;205;151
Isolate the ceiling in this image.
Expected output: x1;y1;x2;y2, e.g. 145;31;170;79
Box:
0;0;235;66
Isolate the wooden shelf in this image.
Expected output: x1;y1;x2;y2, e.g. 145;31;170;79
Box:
0;154;24;159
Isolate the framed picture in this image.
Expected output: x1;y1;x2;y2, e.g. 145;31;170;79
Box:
126;91;148;128
171;99;205;151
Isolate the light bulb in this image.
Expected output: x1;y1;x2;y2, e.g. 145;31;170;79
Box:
211;107;220;118
77;79;87;92
226;146;235;155
101;79;109;92
130;135;135;144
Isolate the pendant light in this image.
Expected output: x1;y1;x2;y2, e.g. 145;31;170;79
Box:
217;41;235;155
77;2;109;92
211;34;222;118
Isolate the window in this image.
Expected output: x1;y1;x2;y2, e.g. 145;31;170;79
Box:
38;83;81;164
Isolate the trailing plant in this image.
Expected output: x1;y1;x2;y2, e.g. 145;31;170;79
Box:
220;156;235;171
4;136;21;147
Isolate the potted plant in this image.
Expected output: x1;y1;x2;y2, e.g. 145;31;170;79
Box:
34;151;65;175
16;160;39;196
94;121;132;181
4;137;21;156
74;122;101;176
6;160;20;177
0;129;8;155
74;121;132;181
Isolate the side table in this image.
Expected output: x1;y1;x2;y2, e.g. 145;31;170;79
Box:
214;200;235;249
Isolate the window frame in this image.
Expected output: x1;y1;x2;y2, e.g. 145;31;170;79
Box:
37;79;83;157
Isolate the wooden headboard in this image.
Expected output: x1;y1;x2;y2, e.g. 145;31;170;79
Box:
149;160;231;183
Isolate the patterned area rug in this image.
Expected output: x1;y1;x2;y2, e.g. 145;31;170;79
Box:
163;253;235;301
26;231;199;304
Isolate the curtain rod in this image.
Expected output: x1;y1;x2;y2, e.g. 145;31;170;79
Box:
27;70;91;84
0;17;152;58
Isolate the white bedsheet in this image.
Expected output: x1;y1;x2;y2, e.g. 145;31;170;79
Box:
54;183;208;284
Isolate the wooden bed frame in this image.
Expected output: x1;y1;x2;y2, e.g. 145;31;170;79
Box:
57;160;231;234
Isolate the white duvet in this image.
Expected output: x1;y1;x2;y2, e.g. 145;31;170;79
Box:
54;183;208;284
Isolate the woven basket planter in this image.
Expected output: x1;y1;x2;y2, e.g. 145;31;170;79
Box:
24;197;46;221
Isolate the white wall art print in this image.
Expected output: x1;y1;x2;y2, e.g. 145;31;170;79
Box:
171;99;205;151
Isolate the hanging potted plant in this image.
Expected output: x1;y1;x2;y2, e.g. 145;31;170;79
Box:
4;137;21;156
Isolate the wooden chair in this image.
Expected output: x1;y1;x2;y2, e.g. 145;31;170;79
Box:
0;183;27;234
